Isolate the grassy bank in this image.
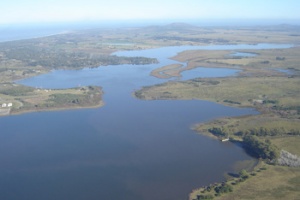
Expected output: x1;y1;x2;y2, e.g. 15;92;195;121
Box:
190;163;300;200
135;76;299;113
190;135;300;200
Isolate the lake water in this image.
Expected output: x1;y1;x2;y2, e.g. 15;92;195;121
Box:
228;52;258;57
1;43;292;200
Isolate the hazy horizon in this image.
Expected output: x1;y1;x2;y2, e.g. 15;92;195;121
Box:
2;0;300;25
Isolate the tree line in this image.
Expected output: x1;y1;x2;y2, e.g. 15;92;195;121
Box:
209;126;300;138
207;126;295;161
242;135;279;160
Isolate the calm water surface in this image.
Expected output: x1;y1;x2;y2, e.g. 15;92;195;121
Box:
1;44;292;200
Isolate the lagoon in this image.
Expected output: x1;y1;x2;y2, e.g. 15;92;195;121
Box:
1;44;291;200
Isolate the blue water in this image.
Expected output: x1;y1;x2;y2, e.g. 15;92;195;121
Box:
228;52;258;57
2;43;293;200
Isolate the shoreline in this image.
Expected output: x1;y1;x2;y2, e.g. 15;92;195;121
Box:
3;101;105;117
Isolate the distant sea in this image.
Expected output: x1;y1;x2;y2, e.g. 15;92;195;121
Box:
0;19;300;42
0;21;166;42
0;23;94;42
1;19;299;42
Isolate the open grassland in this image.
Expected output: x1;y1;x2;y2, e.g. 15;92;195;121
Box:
271;137;300;155
135;76;300;112
190;163;300;200
215;165;300;200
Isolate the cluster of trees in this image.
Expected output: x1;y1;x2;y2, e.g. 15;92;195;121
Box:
196;183;233;200
263;99;279;104
236;127;300;137
2;45;158;70
243;135;279;160
239;169;249;180
209;126;300;138
0;84;34;96
223;99;241;105
276;56;286;61
208;125;300;162
196;194;214;200
214;183;233;196
208;127;229;138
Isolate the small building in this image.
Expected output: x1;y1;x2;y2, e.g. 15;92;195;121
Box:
221;138;230;142
7;103;12;107
1;103;7;108
253;99;263;104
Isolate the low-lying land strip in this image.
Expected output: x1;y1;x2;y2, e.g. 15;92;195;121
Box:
150;64;183;79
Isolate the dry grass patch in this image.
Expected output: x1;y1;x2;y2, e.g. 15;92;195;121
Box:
271;137;300;155
150;64;183;78
214;165;300;200
135;77;300;110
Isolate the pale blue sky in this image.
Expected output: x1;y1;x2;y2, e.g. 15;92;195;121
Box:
2;0;300;25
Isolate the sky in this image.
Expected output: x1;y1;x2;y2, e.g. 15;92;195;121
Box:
1;0;300;25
